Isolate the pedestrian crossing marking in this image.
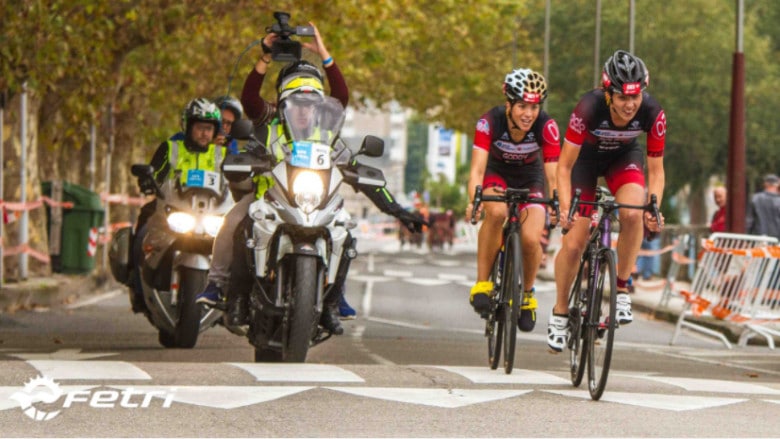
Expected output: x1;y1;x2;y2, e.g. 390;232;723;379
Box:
543;389;748;412
325;387;532;408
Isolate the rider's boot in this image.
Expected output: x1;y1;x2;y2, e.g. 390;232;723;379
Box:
320;293;344;335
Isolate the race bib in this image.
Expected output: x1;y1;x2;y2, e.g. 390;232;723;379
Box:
291;141;331;170
186;170;220;190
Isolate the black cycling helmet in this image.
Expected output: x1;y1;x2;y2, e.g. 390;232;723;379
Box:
503;68;548;104
181;97;221;137
213;95;243;120
602;50;649;95
275;60;324;97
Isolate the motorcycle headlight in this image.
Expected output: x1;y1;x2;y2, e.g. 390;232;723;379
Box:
202;215;225;237
292;170;324;214
167;212;196;234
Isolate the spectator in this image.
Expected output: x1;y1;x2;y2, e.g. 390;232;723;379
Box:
746;174;780;240
710;186;727;233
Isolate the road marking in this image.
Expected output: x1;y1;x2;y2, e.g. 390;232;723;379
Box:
108;385;313;409
326;387;532;408
543;389;748;412
403;278;450;286
0;385;98;411
438;273;468;281
11;349;117;361
26;360;151;380
629;376;780;395
351;325;395;366
434;366;570;385
367;316;433;331
384;269;413;277
64;289;123;309
229;363;364;383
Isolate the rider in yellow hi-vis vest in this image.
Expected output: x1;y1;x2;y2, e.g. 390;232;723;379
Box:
129;98;223;314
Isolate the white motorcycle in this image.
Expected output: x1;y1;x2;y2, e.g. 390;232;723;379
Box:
110;163;234;348
222;96;386;362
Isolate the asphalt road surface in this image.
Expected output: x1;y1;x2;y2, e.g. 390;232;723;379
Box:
2;242;780;437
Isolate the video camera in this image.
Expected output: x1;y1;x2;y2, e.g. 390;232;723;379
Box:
267;11;315;62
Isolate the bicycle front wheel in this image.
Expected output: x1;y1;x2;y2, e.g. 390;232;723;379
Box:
501;231;521;374
587;248;617;400
487;255;502;370
568;257;588;387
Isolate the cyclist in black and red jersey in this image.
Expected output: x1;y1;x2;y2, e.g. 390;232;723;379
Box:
548;50;666;352
466;68;560;332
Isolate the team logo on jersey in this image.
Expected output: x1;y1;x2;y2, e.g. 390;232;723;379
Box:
545;121;560;142
624;163;642;172
630;121;641;130
476;118;490;135
653;111;667;138
568;114;586;135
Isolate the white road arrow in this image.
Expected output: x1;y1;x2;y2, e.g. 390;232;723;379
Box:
434;366;571;385
230;363;364;383
543;389;748;412
109;385;314;409
10;349;117;361
326;387;531;408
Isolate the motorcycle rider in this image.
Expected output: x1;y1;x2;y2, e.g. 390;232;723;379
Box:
129;97;224;313
196;65;425;335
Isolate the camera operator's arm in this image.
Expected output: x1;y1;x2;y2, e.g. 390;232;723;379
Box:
302;22;348;108
241;34;279;125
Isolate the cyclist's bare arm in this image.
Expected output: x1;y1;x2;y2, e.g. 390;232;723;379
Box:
556;141;581;229
466;148;489;220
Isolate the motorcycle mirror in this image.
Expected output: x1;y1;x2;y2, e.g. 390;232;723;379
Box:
230;119;256;141
131;164;154;177
358;135;384;158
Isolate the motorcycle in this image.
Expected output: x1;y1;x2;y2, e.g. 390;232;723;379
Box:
221;96;386;362
108;162;234;348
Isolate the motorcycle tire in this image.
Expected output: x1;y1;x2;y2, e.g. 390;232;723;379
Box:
171;267;208;349
282;255;321;362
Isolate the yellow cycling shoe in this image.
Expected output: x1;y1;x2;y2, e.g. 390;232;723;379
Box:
469;281;493;318
518;288;537;332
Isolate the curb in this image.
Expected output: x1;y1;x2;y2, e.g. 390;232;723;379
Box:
0;274;121;313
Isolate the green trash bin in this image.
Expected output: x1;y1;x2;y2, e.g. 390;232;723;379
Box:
42;181;105;274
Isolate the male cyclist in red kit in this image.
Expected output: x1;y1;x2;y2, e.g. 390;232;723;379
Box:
466;68;560;332
548;50;666;352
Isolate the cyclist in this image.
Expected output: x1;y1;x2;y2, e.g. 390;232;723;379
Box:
466;68;560;332
548;49;666;352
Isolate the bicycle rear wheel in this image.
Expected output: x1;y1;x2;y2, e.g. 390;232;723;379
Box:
568;256;588;387
501;231;521;374
487;250;502;370
587;248;617;400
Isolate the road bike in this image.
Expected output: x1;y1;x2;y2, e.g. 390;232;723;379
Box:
565;186;660;399
470;185;559;374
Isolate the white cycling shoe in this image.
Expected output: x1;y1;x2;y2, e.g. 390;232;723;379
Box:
547;312;569;353
616;293;633;324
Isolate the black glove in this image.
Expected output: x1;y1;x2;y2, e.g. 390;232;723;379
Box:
397;210;427;234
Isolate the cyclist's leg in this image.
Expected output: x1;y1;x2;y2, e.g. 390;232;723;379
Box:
605;149;646;324
550;161;597;350
470;177;508;316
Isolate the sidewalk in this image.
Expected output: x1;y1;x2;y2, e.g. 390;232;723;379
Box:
0;273;120;313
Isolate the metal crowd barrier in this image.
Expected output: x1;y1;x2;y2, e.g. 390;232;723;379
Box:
670;233;780;349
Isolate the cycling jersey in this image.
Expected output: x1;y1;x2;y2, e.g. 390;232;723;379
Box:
564;89;666;213
473;106;560;197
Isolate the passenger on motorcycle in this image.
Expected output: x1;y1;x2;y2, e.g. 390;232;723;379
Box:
130;97;224;313
213;95;244;153
465;68;561;332
197;65;425;334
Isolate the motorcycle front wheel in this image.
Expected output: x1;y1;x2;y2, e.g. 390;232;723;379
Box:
171;267;207;348
282;255;322;362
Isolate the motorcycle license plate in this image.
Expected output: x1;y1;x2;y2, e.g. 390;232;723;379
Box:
291;141;331;170
186;170;220;190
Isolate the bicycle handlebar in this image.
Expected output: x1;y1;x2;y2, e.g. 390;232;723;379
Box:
562;188;662;235
470;185;560;226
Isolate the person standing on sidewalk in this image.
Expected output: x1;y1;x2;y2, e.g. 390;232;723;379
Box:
710;186;727;233
746;174;780;240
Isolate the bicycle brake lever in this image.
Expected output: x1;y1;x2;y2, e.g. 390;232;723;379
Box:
562;189;582;236
470;185;483;225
